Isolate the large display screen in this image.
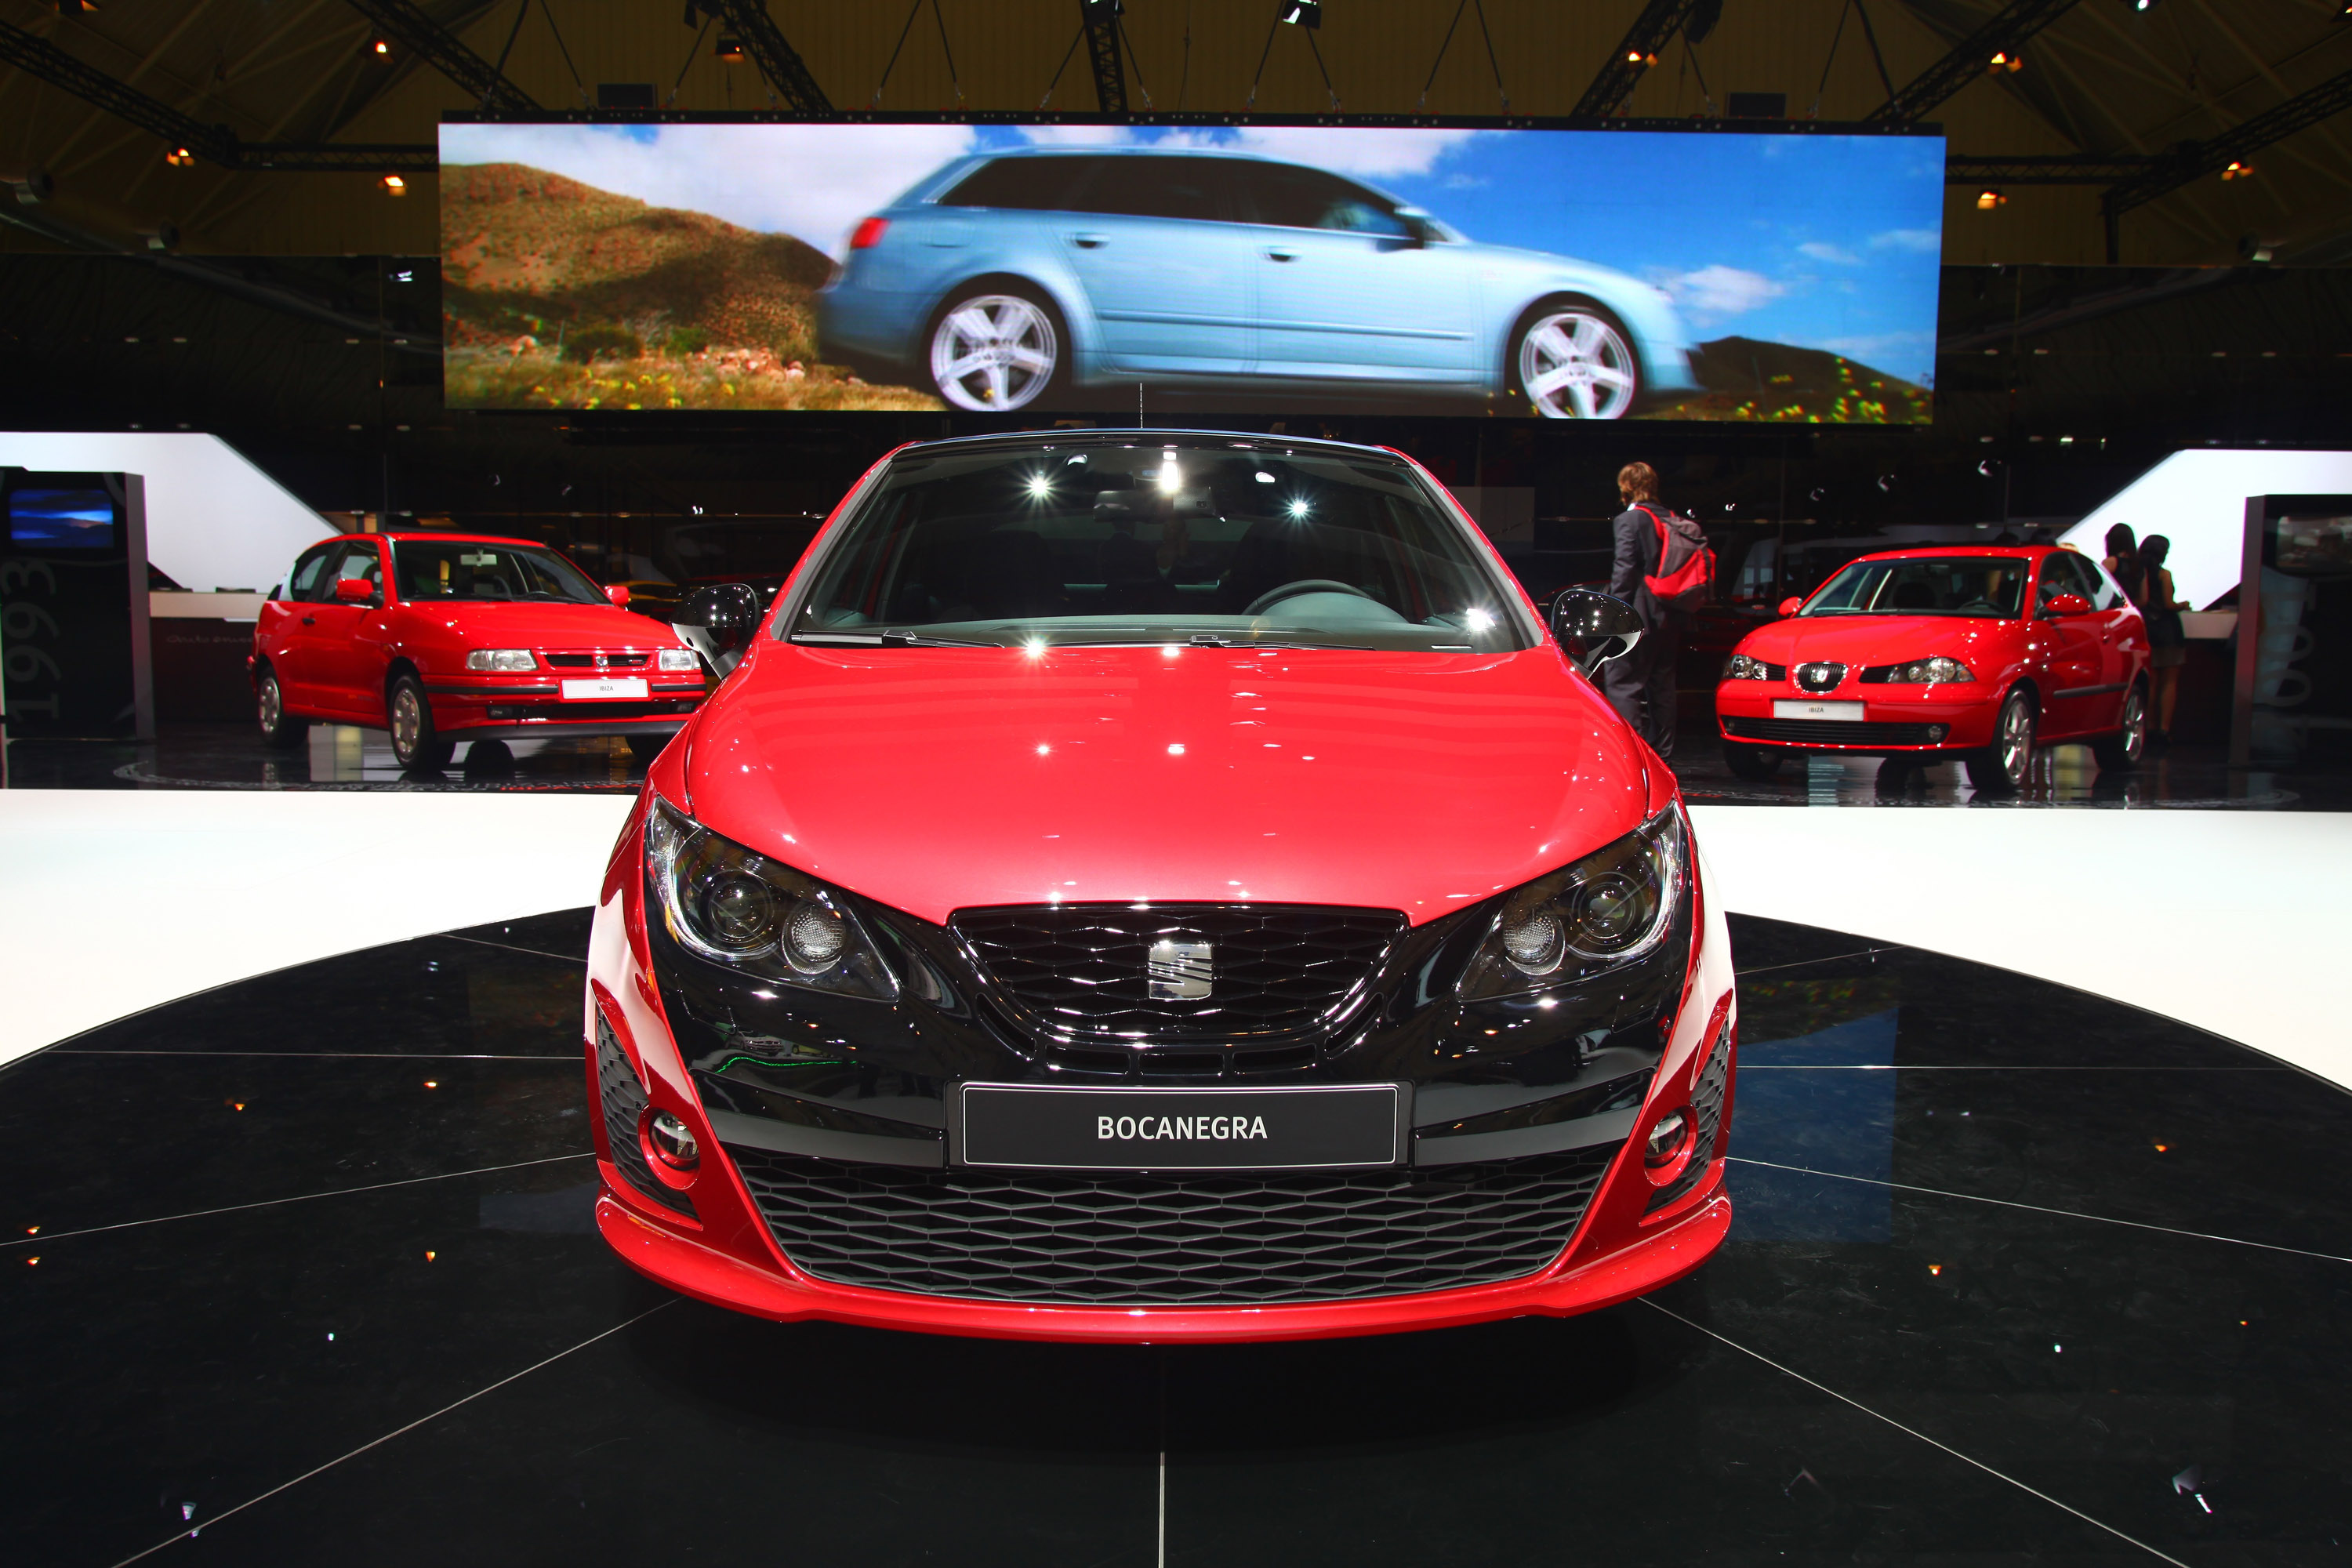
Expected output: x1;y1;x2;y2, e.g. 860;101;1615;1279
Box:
7;488;115;550
440;120;1942;423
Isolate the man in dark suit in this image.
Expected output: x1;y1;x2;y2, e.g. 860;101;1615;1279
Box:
1604;461;1681;761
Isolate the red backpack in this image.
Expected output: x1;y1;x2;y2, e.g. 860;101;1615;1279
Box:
1634;504;1715;608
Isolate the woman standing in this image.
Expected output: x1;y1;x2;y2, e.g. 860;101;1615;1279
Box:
2103;523;2143;604
2140;533;2188;746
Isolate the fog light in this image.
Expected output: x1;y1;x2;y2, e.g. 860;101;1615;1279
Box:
1645;1108;1691;1169
1928;724;1947;741
647;1110;699;1170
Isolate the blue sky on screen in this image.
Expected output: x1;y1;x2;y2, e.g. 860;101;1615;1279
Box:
443;121;1943;385
8;489;114;547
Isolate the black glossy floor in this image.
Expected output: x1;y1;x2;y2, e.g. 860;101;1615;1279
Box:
6;914;2347;1566
13;720;2352;809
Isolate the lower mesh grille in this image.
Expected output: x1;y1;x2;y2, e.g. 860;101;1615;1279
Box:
594;1015;695;1218
1649;1015;1733;1213
724;1144;1617;1307
1725;717;1944;746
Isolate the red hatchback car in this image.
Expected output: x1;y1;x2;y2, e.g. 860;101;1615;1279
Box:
586;431;1737;1343
1715;544;2149;791
250;531;709;769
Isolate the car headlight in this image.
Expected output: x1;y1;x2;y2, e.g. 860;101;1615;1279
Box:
1860;655;1974;684
465;649;537;672
642;796;899;1000
1460;805;1686;1000
657;648;700;672
1722;653;1784;681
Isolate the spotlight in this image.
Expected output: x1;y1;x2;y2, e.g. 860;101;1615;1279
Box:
55;0;100;13
1976;187;2007;210
1988;50;2023;72
380;173;408;196
8;169;53;205
2132;0;2158;10
1625;49;1657;66
164;147;196;168
368;36;391;59
715;34;746;61
2239;234;2276;263
1279;0;1321;26
140;223;179;252
2220;158;2255;180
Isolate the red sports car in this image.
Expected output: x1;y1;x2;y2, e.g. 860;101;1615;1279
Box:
1715;544;2149;791
586;430;1737;1343
250;531;710;769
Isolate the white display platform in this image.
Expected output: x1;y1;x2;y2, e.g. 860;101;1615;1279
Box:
2;792;2345;1093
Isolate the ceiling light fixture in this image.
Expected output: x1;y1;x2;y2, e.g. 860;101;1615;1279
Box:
1988;50;2023;73
164;147;195;168
1279;0;1321;27
381;173;408;196
1976;187;2007;210
2221;159;2256;180
368;36;391;58
715;34;746;61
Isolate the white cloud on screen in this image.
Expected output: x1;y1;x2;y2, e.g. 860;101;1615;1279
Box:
1661;264;1785;321
1797;241;1861;265
437;123;977;258
1871;228;1940;252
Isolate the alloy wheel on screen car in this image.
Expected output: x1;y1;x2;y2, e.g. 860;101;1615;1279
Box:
929;293;1058;411
1515;307;1638;419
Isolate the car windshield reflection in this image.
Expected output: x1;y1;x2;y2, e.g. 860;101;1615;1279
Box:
785;437;1532;653
1801;556;2029;619
392;539;608;605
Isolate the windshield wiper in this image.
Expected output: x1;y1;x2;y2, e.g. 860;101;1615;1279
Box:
789;629;1003;648
1184;633;1374;651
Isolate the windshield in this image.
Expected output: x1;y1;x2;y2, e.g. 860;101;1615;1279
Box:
393;539;608;605
786;438;1532;652
1802;557;2029;619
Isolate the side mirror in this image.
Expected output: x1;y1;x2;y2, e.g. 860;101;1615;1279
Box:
2042;592;2092;617
1551;589;1645;673
606;583;631;608
334;577;376;604
1396;208;1433;249
673;582;764;675
1777;596;1805;618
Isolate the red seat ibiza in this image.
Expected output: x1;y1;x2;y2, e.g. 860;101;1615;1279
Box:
249;531;710;768
587;431;1737;1342
1715;544;2151;792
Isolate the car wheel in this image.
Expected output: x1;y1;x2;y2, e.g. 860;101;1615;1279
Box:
2089;682;2148;773
256;666;307;750
926;285;1067;412
387;673;455;771
1965;688;2037;795
1510;297;1641;419
1721;742;1782;782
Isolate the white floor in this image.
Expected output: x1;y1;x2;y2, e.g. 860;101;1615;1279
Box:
3;792;2346;1091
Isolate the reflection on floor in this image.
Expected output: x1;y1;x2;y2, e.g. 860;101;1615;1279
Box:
2;911;2342;1563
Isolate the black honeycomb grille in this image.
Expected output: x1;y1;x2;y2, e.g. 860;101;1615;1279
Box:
952;903;1400;1044
724;1144;1616;1307
594;1014;695;1218
1648;1015;1733;1213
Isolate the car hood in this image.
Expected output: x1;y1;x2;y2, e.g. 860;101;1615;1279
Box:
1738;615;2016;666
678;642;1654;928
398;601;684;647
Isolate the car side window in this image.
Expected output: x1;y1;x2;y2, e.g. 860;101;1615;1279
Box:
1242;162;1410;236
318;541;382;602
938;156;1097;212
1067;157;1230;223
2036;553;2093;612
2082;557;2129;610
281;543;333;602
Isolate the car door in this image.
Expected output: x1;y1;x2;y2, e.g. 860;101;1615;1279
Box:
1237;162;1478;385
2082;556;2143;724
1057;155;1255;377
2032;553;2105;739
307;539;387;719
259;542;337;710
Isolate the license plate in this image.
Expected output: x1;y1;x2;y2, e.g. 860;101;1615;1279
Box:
1773;699;1864;721
959;1083;1403;1171
561;677;649;700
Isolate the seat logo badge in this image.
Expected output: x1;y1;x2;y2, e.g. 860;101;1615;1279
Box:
1147;939;1214;1001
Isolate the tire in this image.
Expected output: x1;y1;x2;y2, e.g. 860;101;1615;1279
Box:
256;665;307;750
2089;682;2149;773
1508;297;1642;419
387;673;455;771
626;732;670;761
924;283;1069;412
1965;688;2037;794
1722;742;1783;782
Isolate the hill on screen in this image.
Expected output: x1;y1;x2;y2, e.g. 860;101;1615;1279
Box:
441;162;831;356
1653;336;1931;423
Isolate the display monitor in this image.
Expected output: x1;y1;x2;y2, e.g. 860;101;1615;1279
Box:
439;118;1943;423
7;488;117;550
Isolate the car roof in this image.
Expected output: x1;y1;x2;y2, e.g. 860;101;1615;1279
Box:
1843;543;2068;564
972;145;1272;163
342;531;557;549
885;426;1410;463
